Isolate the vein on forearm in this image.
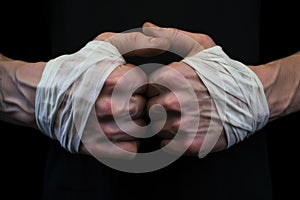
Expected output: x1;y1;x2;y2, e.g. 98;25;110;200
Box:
253;51;300;121
0;60;45;127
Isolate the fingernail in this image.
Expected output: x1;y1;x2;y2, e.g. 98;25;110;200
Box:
147;22;160;30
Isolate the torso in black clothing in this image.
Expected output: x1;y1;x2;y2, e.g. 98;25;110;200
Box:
2;0;300;199
40;1;273;200
0;0;273;199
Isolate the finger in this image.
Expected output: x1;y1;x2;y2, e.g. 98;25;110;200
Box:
129;95;146;119
146;64;186;98
96;64;147;120
153;114;181;139
80;139;139;159
166;130;227;156
142;22;215;56
100;64;147;96
142;22;201;56
144;22;216;49
99;118;145;141
112;140;140;154
146;66;198;112
160;136;203;155
0;53;13;61
147;92;181;114
95;31;171;57
153;112;203;138
96;94;146;120
147;62;202;98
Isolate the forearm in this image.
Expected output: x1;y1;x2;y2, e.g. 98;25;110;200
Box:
0;55;45;127
250;51;300;121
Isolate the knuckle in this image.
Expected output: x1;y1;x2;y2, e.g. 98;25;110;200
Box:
198;34;216;48
150;63;179;83
108;65;146;91
166;27;180;39
167;119;180;133
187;142;201;155
130;32;144;42
95;97;112;117
104;76;119;90
129;96;146;119
185;138;202;155
162;93;180;110
99;122;123;139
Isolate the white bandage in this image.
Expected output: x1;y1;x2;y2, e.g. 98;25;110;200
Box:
182;46;269;148
35;40;125;152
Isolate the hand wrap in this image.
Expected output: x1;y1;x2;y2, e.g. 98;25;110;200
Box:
35;41;125;152
183;46;269;147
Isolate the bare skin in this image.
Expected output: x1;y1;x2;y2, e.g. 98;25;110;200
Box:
143;22;300;155
1;23;299;158
0;31;170;158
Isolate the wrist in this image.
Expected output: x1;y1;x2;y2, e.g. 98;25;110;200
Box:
249;52;300;121
249;62;280;121
0;59;46;127
16;61;46;128
15;61;46;106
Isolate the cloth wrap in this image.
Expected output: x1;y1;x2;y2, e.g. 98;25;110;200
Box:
182;46;269;148
35;40;125;152
35;41;269;152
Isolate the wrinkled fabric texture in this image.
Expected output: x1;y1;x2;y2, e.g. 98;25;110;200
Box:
183;46;269;147
35;40;125;152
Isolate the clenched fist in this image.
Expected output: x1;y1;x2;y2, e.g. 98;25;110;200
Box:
143;22;227;156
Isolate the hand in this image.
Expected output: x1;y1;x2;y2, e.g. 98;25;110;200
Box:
0;30;170;159
78;31;171;158
143;22;227;156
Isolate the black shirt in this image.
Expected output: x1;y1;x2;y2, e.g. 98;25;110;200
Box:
42;1;272;200
3;0;299;199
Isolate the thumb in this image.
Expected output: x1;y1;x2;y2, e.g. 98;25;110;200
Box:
142;22;215;56
95;31;171;57
0;53;13;61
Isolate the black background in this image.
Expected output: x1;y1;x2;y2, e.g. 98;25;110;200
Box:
1;0;299;199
